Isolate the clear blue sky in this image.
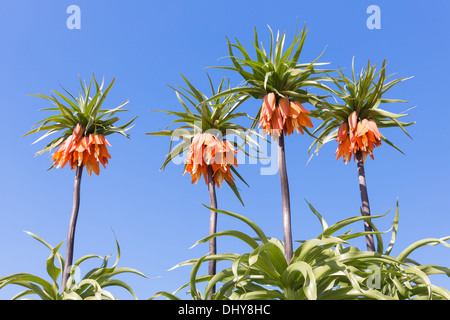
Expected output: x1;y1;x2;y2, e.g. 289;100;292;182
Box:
0;0;448;299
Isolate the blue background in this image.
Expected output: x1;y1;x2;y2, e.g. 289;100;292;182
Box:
0;0;448;299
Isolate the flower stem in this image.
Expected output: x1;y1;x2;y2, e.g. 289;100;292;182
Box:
62;165;83;289
355;151;375;252
207;165;217;299
277;134;293;263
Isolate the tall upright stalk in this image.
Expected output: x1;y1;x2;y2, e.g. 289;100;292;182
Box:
26;75;135;290
206;165;218;299
277;134;293;263
355;151;375;252
62;165;83;289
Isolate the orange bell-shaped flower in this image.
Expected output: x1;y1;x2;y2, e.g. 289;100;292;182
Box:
184;133;238;187
51;124;112;176
335;112;382;163
258;93;313;137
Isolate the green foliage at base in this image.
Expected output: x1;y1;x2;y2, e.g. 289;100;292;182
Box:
152;201;450;300
0;232;147;300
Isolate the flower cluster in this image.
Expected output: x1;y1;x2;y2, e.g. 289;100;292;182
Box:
258;92;313;136
336;112;382;163
184;133;238;187
51;124;112;176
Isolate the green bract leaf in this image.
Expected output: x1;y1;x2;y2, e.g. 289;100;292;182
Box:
309;58;415;158
147;74;262;205
25;74;136;159
207;25;333;122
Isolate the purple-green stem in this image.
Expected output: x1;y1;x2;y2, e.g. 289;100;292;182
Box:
355;151;376;252
207;165;217;299
62;165;83;289
277;133;293;263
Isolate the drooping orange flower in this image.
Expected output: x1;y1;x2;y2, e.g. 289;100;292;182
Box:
336;112;382;163
335;122;353;163
184;133;238;187
258;93;313;136
51;124;112;176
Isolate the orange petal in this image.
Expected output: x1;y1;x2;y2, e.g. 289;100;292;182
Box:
284;118;294;136
99;134;111;146
288;101;301;118
337;122;348;142
279;97;290;119
355;121;368;139
93;160;100;176
365;119;382;140
298;112;313;128
348;112;357;137
85;160;93;177
271;107;283;130
292;101;311;114
262;93;276;120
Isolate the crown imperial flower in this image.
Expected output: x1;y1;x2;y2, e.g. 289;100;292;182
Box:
184;133;238;187
51;124;112;176
258;93;313;136
336;112;382;163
